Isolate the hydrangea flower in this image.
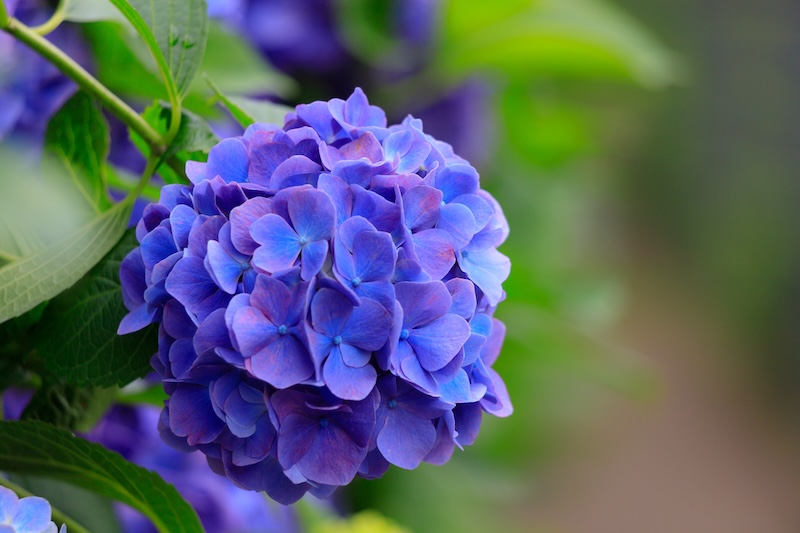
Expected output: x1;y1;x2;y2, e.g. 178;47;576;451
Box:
0;486;65;533
119;88;512;503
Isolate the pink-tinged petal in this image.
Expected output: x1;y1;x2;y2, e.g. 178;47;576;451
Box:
246;335;315;388
411;228;455;279
269;155;321;190
403;185;442;231
288;187;336;241
409;313;470;372
296;424;367;486
395;281;451;329
206;138;249;183
323;349;377;401
340;131;383;162
251;214;301;273
300;240;327;281
230;196;272;255
341;298;391;351
458;247;511;306
231;306;278;356
377;408;436;470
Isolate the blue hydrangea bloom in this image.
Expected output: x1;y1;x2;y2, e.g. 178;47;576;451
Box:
119;88;512;504
0;486;64;533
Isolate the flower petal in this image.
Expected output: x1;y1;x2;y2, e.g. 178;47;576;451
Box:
251;214;301;273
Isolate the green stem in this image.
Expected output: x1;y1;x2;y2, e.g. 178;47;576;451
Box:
0;0;8;27
30;0;66;36
0;477;91;533
127;155;160;202
1;17;163;148
107;169;160;202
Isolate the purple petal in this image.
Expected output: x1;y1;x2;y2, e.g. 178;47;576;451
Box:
169;385;224;445
403;186;442;231
118;304;158;335
246;335;315;389
250;214;301;273
169;204;197;250
140;226;178;270
353;230;396;281
399;351;439;394
377;408;436;469
340;131;383;162
232;306;278;356
435;164;479;202
165;256;229;320
206;240;244;294
351;186;401;233
230;196;272;255
395;281;451;329
269;155;322;190
295;424;366;486
248;132;292;185
454;402;483;447
481;317;506;366
409;313;470;372
323;349;377;401
317;174;352;226
411;229;455;279
446;278;477;319
249;274;290;326
438;202;476;250
310;288;353;337
341;297;391;351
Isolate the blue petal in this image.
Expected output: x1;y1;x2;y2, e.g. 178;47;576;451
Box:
206;240;244;294
395;281;451;329
13;496;52;533
341;297;391;351
353;230;396;282
410;228;455;279
438;202;476;250
269;155;322;189
169;385;224;445
409;313;470;372
446;278;477;319
250;214;301;273
310;287;353;336
323;348;377;401
300;239;328;280
231;306;278;357
377;408;436;469
0;486;18;523
458;247;511;306
246;334;315;389
435;163;479;202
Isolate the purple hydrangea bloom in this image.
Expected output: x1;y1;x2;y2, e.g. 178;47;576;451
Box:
88;405;298;533
0;0;85;143
118;88;511;503
0;486;64;533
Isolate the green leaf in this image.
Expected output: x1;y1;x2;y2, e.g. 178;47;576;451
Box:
0;420;203;533
0;153;132;323
109;0;209;96
439;0;679;88
34;230;157;387
196;21;295;97
45;91;112;212
207;78;292;128
131;102;219;184
117;383;168;407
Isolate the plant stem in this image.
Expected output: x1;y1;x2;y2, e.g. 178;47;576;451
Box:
0;477;91;533
30;0;66;36
128;156;160;203
1;17;163;149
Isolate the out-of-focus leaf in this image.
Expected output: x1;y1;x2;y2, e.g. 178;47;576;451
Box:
0;153;132;323
35;230;157;388
22;383;117;432
0;420;203;533
117;383;167;407
45;91;112;212
65;0;128;23
195;22;295;97
207;79;292;128
108;0;209;96
440;0;679;88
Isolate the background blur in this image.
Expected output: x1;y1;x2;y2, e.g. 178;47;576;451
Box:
336;1;800;532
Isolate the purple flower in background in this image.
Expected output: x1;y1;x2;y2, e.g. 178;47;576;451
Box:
0;486;64;533
0;0;85;143
89;405;298;533
118;88;511;504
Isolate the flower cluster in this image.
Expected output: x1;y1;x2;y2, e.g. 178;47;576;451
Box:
0;486;65;533
119;88;512;503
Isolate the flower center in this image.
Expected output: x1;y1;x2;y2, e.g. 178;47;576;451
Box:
319;418;329;429
298;236;309;246
333;335;343;346
278;325;288;335
461;251;469;259
399;329;410;341
351;276;362;287
387;399;398;409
